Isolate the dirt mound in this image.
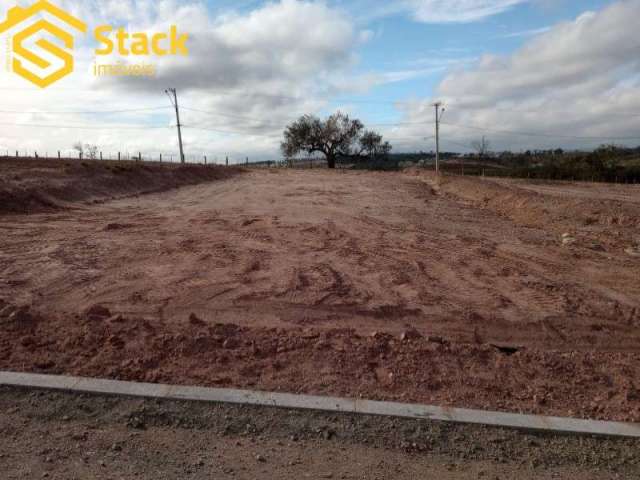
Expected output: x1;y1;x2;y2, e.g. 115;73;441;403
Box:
0;301;39;332
412;172;640;251
1;305;639;423
0;158;242;215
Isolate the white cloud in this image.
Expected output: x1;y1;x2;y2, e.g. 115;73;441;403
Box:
337;0;529;24
387;0;640;152
0;0;367;161
498;25;550;38
402;0;529;23
2;0;638;160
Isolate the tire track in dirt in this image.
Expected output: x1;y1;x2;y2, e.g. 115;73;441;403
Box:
2;169;640;420
1;169;639;350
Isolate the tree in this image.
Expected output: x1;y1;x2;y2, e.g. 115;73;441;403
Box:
471;136;491;158
72;142;84;157
281;112;391;169
359;130;392;158
85;144;98;160
72;142;98;160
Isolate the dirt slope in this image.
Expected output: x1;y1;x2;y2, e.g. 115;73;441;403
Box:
422;172;640;252
0;158;241;215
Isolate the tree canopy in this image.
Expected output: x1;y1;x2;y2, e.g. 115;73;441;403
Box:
281;112;391;168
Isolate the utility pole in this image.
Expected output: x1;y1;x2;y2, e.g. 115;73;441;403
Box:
433;102;444;175
165;88;185;163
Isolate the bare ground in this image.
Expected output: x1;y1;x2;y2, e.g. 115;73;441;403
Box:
1;387;639;479
0;157;240;215
1;167;640;420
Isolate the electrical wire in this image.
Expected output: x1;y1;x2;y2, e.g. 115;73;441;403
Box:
447;103;640;118
441;121;640;141
182;125;282;138
440;138;474;150
0;106;171;115
0;121;172;130
0;94;638;145
181;107;279;123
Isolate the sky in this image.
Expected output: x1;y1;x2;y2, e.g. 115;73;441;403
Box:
0;0;639;162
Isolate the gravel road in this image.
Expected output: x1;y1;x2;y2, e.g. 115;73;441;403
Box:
1;387;639;479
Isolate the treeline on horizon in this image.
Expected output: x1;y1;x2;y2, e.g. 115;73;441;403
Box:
347;144;640;183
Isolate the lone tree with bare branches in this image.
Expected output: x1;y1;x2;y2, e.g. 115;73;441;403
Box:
281;112;391;169
471;136;491;159
72;142;99;160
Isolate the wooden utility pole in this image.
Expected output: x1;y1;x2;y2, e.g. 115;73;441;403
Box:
165;88;185;163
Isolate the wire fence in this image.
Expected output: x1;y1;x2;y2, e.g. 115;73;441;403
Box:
0;149;339;170
2;149;639;184
0;149;277;167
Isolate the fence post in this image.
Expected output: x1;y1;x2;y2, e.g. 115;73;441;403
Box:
118;152;121;161
204;155;207;165
246;157;249;166
160;153;162;163
58;151;61;159
226;156;228;166
138;152;142;162
35;151;38;159
100;151;103;161
16;150;19;158
79;151;83;160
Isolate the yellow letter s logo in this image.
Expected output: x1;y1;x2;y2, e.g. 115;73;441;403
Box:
0;0;87;88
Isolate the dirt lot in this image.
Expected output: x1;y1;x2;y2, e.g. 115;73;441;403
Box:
1;387;639;479
1;165;640;420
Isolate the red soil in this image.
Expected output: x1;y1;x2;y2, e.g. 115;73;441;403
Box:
1;166;639;421
1;303;639;422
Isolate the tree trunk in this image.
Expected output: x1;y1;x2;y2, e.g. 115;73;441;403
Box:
327;155;336;169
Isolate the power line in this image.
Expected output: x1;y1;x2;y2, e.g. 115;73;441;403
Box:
0;121;172;130
182;119;440;140
448;103;640;118
386;134;435;141
181;106;281;123
441;121;640;141
441;138;474;150
369;120;436;127
2;84;640;117
182;106;436;128
181;115;436;135
0;106;170;115
183;125;282;138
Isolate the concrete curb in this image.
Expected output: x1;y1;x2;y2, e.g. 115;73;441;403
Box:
1;371;639;438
